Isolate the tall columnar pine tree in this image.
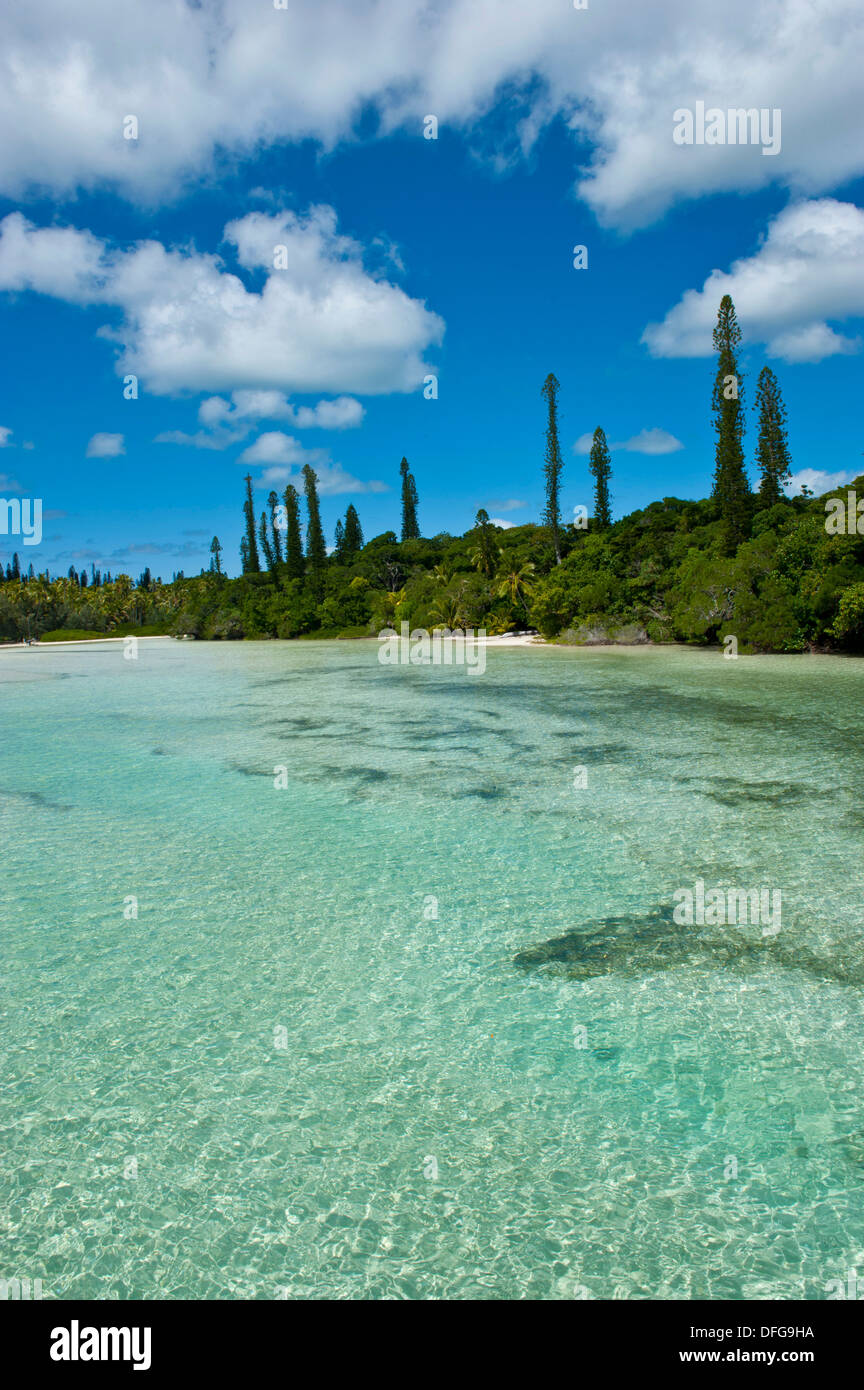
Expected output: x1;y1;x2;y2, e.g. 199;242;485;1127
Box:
541;373;564;563
282;484;305;579
267;490;284;564
209;536;223;576
302;465;328;570
710;294;750;550
242;474;261;572
399;457;420;540
343;503;363;556
471;508;499;578
754;365;792;506
258;511;277;576
588;427;612;529
333;518;346;561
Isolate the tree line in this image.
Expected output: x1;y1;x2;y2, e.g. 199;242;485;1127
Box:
538;294;792;554
2;295;861;652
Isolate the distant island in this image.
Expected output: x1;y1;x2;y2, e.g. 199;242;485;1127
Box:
2;296;863;655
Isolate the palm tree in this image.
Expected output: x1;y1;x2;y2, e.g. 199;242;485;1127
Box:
496;562;535;619
381;587;408;626
19;576;52;637
430;590;464;628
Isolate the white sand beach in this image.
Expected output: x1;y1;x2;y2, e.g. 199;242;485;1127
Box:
0;635;173;651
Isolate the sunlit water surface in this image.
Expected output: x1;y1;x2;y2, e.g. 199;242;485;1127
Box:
1;638;863;1299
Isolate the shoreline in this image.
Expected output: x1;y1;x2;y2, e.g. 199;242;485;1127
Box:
0;633;850;657
0;635;174;651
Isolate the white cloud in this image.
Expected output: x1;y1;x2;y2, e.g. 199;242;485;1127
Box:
785;467;858;496
239;432;386;495
0;472;22;492
238;433;311;467
766;323;859;363
155;426;247;451
315;466;388;497
573;428;683;455
159;394;365;452
614;428;684;455
0;3;862;228
486;498;526;512
643;199;864;362
292;398;365;430
0;426;11;447
0;208;443;397
489;518;516;529
193;390;365;436
86;432;125;458
259;462;387;497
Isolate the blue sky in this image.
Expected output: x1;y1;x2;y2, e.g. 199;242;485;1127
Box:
1;2;863;579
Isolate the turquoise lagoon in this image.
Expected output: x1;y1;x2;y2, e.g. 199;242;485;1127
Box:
1;638;863;1299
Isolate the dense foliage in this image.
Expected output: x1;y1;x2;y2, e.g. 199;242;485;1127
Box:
2;475;864;653
3;296;861;655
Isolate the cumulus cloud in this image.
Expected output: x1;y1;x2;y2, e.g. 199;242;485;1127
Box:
615;428;684;454
643;199;864;362
785;467;858;496
259;463;388;497
203;391;362;432
86;432;125;458
155;425;247;452
0;208;443;397
574;428;684;455
0;2;862;227
489;518;516;529
291;398;365;430
239;432;386;495
312;466;388;497
0;426;11;447
156;393;364;450
238;433;313;467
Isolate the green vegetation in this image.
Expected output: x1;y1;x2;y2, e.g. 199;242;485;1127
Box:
588;427;612;531
36;624;170;642
754;365;792;506
541;372;564;564
3;475;862;653
711;293;750;553
2;298;862;654
399;457;420;541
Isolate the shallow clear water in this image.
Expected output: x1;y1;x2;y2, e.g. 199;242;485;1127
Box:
1;638;863;1299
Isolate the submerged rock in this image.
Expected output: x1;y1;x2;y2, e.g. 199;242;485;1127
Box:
558;623;650;646
514;907;864;987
